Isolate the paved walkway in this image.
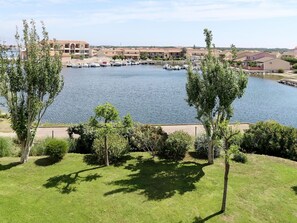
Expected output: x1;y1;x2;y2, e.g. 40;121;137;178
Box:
0;123;250;138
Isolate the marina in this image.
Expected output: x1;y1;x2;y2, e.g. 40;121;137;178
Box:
41;65;297;127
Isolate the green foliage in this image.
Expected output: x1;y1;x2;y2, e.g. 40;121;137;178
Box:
45;139;69;160
194;134;221;159
292;64;297;69
129;124;168;156
231;44;237;62
247;61;258;67
0;137;11;157
112;55;125;60
0;20;64;163
67;124;95;154
278;69;284;73
241;121;297;161
93;102;119;124
140;52;148;60
92;134;129;164
30;138;51;156
281;56;297;65
159;131;192;160
186;29;248;164
232;152;248;163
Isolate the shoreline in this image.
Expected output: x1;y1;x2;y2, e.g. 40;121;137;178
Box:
0;123;250;138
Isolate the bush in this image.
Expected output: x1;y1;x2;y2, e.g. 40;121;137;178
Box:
67;124;95;154
159;131;192;160
0;137;11;157
45;139;69;160
128;124;168;156
292;64;297;69
194;134;220;159
92;134;129;164
232;152;248;163
277;69;284;73
30;139;50;156
241;121;297;161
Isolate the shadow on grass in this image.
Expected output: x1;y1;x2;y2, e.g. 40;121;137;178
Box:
104;155;208;200
192;210;223;222
0;162;21;171
292;186;297;195
43;166;102;194
83;154;133;167
34;157;61;166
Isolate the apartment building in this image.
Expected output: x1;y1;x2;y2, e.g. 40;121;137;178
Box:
49;40;90;58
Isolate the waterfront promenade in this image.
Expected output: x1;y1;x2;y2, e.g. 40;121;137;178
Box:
0;123;250;138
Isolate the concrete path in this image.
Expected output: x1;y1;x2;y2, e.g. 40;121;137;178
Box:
0;123;250;139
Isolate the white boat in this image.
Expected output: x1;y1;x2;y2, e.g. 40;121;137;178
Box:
90;63;100;67
113;61;122;67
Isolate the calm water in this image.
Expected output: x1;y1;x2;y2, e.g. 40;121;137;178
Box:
41;66;297;127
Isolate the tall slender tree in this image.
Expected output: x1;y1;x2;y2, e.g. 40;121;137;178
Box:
0;20;63;163
186;29;248;164
218;121;241;212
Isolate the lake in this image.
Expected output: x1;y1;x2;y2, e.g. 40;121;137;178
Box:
39;66;297;127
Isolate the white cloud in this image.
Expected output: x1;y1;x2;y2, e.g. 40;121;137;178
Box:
1;0;297;29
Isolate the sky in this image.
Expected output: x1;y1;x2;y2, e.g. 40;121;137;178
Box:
0;0;297;48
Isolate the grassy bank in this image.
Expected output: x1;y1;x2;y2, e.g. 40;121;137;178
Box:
0;152;296;222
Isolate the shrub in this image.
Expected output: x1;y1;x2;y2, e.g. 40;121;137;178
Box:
129;124;168;156
241;121;297;161
292;64;297;69
45;139;69;160
30;139;49;156
277;69;284;73
159;131;192;160
232;152;248;163
67;124;95;154
0;137;11;157
92;134;129;164
194;134;220;159
68;138;77;153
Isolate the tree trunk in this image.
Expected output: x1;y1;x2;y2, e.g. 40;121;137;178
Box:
104;135;109;166
208;140;214;164
20;143;31;164
221;156;230;212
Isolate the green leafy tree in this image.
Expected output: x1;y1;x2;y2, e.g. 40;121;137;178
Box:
186;29;248;164
230;44;237;63
218;121;241;212
90;103;120;166
0;20;63;163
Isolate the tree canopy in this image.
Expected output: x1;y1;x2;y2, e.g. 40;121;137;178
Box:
0;20;63;163
186;28;248;164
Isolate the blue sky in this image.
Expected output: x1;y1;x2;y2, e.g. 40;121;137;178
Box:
0;0;297;48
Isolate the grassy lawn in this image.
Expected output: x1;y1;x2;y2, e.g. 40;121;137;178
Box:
0;152;296;223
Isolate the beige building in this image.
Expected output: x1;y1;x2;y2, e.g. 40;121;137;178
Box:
255;57;291;72
49;40;90;58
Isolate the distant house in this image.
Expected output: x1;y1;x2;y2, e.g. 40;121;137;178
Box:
245;52;275;61
235;51;257;63
254;57;290;72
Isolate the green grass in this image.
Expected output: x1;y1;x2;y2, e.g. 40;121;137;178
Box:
0;152;296;223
